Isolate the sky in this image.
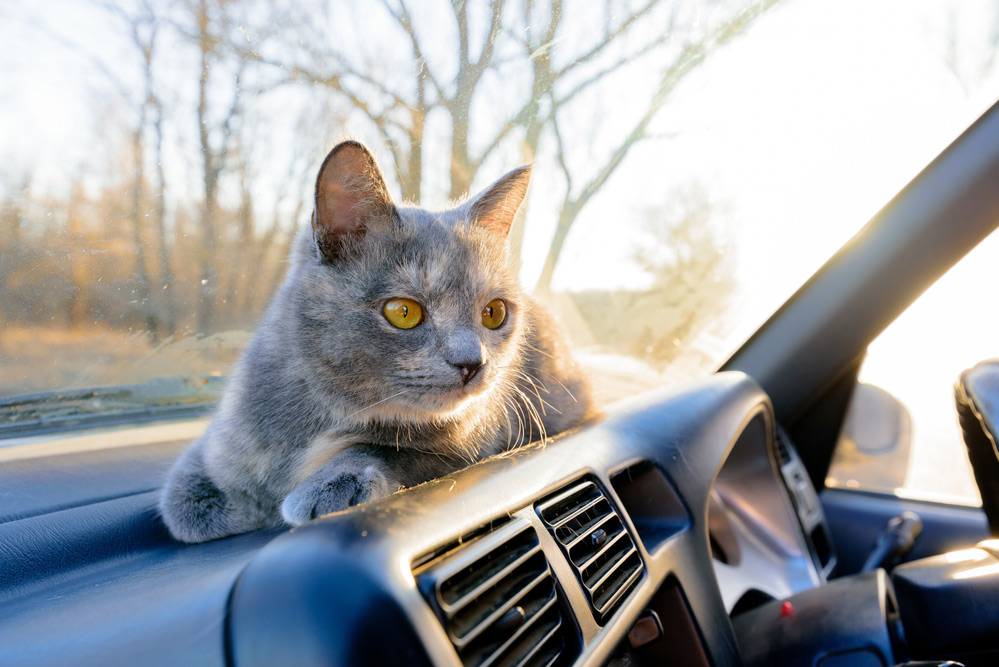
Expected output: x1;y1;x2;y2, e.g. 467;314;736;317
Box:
538;0;999;326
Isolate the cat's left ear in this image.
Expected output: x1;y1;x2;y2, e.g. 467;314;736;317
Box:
467;166;531;238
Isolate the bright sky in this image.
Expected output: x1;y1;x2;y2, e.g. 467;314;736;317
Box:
539;0;999;337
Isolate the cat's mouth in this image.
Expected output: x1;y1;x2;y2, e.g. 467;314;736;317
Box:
417;382;473;407
437;385;474;402
414;378;490;414
381;369;494;421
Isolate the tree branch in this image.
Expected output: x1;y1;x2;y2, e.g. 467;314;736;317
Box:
548;29;671;117
473;0;505;76
455;0;470;76
470;118;520;173
378;0;444;101
550;102;573;194
24;12;137;113
567;0;782;213
551;0;659;83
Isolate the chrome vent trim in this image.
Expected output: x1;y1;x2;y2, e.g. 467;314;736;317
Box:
536;479;643;623
415;518;573;667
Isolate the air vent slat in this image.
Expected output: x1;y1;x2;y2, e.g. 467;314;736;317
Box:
545;495;604;531
591;550;642;613
537;477;645;623
563;511;617;550
575;528;629;574
474;594;558;667
441;543;542;614
506;612;564;667
535;482;599;522
450;568;550;648
585;543;637;591
415;518;578;667
431;523;537;601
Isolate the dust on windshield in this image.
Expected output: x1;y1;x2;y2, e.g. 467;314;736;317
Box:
1;0;997;424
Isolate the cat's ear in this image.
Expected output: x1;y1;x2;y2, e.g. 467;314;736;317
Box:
312;141;394;262
467;165;531;238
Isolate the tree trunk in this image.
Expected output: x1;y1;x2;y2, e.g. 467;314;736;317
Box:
65;188;88;329
449;102;473;200
223;182;253;324
534;203;577;294
151;107;177;336
195;5;218;335
402;109;424;202
130;125;159;341
509;127;541;274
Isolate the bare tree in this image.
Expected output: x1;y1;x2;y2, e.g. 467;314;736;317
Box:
176;0;251;333
149;91;177;334
536;0;780;293
941;4;999;94
632;183;735;357
568;182;735;364
64;181;91;329
232;0;779;293
37;0;181;338
117;1;161;339
0;176;27;246
241;104;330;315
234;2;666;194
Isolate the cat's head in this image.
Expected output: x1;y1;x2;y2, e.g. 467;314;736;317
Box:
290;140;531;426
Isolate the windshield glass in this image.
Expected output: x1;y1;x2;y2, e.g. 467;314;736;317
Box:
2;0;997;430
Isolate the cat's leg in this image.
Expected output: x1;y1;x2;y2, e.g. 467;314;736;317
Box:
280;445;397;525
159;438;273;543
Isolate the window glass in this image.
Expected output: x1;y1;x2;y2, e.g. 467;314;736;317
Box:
1;1;997;434
828;229;999;507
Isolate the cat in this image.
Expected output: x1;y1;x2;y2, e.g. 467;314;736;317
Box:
159;140;592;543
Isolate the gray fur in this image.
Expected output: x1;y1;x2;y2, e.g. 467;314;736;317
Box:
159;141;591;543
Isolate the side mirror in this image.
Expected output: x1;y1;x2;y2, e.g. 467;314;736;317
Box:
827;383;913;493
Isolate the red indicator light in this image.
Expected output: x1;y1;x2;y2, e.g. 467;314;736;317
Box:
780;601;794;617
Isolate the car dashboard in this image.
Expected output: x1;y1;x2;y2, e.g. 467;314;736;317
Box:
0;371;837;666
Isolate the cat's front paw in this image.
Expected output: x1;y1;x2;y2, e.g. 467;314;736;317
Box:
281;463;391;526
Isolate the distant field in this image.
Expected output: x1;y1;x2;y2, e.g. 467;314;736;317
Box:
0;326;249;397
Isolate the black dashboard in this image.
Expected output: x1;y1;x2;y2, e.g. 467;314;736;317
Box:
0;370;842;666
228;371;794;666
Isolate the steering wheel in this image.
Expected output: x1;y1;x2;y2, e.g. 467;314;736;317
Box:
955;359;999;536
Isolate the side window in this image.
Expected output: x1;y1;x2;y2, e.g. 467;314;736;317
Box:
826;228;999;506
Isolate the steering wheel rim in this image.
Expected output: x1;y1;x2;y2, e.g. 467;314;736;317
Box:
955;359;999;536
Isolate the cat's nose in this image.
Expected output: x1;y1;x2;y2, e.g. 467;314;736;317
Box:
455;361;483;385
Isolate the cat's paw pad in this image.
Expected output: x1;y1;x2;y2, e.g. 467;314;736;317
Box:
281;464;390;526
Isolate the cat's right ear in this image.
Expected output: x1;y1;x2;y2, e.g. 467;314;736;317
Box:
312;141;394;262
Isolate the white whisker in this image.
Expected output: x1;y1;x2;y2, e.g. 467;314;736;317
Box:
525;365;578;403
333;390;409;427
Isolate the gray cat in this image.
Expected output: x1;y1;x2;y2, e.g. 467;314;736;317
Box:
160;141;591;543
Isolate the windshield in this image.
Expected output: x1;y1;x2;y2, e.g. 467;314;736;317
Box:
2;0;997;430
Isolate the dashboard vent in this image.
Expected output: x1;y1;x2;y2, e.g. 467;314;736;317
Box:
537;479;643;623
415;519;575;667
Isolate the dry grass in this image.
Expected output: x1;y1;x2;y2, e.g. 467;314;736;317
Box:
0;326;249;397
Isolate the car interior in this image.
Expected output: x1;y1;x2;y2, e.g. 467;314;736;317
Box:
0;89;997;667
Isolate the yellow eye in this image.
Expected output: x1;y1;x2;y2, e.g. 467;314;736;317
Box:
481;299;507;330
383;298;424;329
